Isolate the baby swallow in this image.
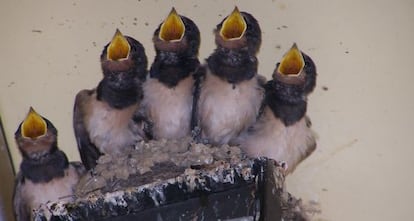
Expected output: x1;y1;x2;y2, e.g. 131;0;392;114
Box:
194;7;265;145
13;107;85;221
239;43;317;174
141;8;201;140
73;29;149;170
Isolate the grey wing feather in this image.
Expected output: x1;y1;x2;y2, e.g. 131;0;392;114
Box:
69;161;86;177
132;106;153;141
305;115;312;128
257;74;267;87
304;115;317;158
256;74;268;120
190;65;206;140
73;89;102;171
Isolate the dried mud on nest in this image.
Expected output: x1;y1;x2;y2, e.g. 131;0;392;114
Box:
75;137;247;196
36;137;318;220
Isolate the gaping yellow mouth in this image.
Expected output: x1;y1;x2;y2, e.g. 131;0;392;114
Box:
159;8;185;42
277;43;305;76
220;7;247;41
21;107;47;139
107;29;131;61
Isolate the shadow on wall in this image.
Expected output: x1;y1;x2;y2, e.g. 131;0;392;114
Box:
0;117;16;221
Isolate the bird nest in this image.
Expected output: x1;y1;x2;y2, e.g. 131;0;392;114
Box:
34;138;310;220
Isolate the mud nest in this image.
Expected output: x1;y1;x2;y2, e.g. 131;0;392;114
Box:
74;137;248;196
34;137;312;221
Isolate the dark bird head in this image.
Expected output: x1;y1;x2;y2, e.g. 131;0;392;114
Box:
15;107;58;160
100;29;148;91
272;43;317;96
205;7;261;84
150;8;201;87
266;43;317;125
215;7;262;55
15;107;70;183
153;7;200;56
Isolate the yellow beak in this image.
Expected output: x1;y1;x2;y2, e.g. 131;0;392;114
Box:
21;107;47;139
277;43;305;76
159;7;185;42
220;7;247;41
107;29;131;61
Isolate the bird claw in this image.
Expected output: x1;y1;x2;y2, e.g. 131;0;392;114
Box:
89;168;98;177
191;126;202;141
279;161;288;171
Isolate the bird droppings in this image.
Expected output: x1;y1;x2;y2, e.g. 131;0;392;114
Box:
32;29;42;33
8;82;15;87
278;3;287;10
144;22;149;26
280;192;312;220
104;191;128;207
92;41;97;47
277;25;289;30
345;51;349;54
322;86;329;91
275;44;282;49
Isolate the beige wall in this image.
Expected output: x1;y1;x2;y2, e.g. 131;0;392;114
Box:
1;0;414;220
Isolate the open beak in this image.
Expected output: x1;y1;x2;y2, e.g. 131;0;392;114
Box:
107;29;131;61
220;7;247;41
159;7;185;42
21;107;47;139
277;43;305;76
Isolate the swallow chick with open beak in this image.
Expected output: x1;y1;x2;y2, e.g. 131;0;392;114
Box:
141;8;200;140
239;43;317;174
194;7;265;145
13;107;85;221
73;29;149;170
